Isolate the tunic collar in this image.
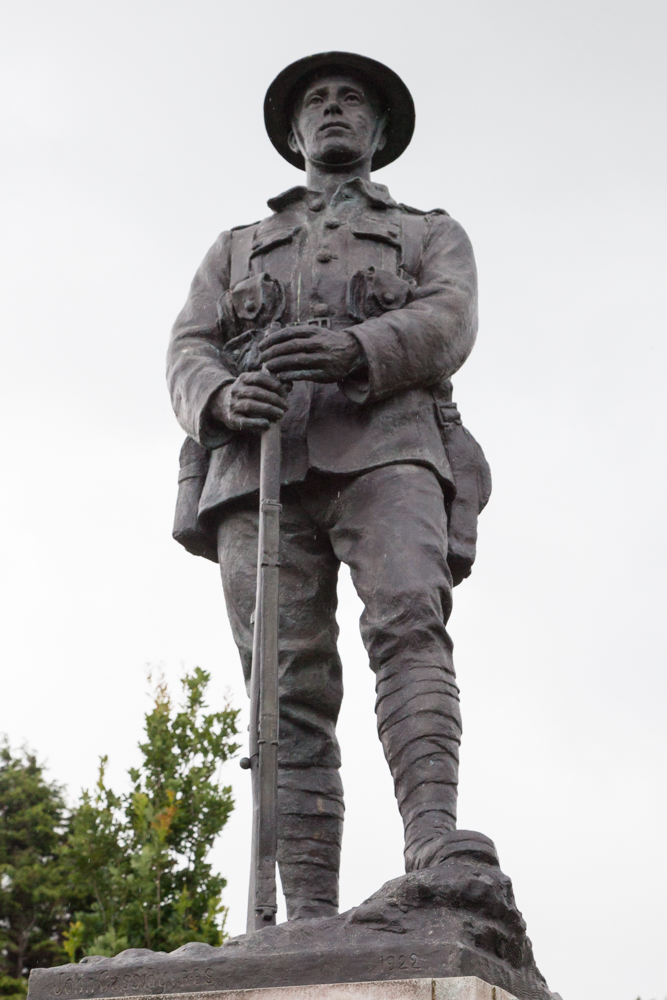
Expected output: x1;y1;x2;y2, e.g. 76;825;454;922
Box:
267;177;398;214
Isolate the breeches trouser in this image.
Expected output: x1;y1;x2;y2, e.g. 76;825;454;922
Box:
216;463;461;918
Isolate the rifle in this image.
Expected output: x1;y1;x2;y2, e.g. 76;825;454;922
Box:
245;404;282;932
219;281;284;932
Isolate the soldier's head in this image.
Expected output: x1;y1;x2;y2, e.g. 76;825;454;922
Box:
264;52;415;175
287;70;387;171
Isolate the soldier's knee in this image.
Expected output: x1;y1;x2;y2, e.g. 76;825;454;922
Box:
361;585;453;667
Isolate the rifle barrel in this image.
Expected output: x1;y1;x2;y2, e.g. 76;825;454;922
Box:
247;420;281;932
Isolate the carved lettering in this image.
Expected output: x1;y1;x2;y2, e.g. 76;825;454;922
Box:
381;954;421;976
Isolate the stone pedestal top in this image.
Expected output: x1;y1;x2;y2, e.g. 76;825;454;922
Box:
69;979;517;1000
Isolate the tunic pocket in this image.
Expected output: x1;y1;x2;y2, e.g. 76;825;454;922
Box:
351;221;401;248
249;224;300;259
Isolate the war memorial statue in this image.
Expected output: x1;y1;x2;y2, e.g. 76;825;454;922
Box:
28;52;562;1000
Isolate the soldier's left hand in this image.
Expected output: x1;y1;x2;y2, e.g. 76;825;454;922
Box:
258;325;364;383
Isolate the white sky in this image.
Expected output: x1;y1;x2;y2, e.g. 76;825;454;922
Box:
1;2;666;999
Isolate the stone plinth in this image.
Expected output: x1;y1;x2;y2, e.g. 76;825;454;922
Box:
38;980;519;1000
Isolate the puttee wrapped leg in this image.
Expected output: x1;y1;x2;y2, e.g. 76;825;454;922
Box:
375;663;462;872
277;766;344;920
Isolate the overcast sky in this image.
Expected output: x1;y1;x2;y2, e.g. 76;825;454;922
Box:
1;2;666;999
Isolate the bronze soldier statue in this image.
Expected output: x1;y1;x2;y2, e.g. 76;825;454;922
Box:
28;48;561;1000
168;52;490;925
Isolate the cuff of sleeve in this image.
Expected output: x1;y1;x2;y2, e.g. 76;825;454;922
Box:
340;320;406;404
197;374;236;449
338;331;371;404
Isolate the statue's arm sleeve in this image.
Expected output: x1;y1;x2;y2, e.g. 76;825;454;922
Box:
166;231;236;449
340;215;478;404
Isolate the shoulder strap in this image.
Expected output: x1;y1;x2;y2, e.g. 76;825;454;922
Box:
229;223;259;286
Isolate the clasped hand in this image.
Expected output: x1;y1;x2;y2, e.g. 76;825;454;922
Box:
258;324;361;383
211;326;362;432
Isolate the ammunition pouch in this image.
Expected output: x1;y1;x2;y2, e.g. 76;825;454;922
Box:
347;267;416;321
217;272;285;374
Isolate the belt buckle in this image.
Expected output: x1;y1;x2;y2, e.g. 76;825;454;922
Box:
308;317;331;328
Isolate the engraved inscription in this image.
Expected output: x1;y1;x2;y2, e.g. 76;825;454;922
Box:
380;953;421;976
46;963;216;998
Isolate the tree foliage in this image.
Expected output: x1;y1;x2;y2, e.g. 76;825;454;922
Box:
62;668;239;957
0;743;69;984
0;667;239;990
0;975;28;1000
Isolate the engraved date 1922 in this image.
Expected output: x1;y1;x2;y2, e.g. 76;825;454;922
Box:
380;954;421;975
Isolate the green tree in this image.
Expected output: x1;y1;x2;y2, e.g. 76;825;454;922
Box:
62;668;239;957
0;976;28;1000
0;742;69;988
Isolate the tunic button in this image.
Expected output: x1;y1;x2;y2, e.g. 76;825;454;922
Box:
312;303;329;317
382;292;396;305
316;250;333;263
310;199;325;212
244;298;257;312
325;220;341;229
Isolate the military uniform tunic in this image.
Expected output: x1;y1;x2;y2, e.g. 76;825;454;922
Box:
167;177;478;518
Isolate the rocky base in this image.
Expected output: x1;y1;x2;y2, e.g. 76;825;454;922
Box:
28;846;561;1000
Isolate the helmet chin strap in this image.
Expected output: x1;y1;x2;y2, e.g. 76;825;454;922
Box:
291;119;387;176
308;150;371;170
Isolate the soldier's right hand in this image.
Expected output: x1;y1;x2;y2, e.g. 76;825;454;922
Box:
210;370;289;432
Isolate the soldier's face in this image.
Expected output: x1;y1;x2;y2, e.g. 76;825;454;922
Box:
289;74;387;167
